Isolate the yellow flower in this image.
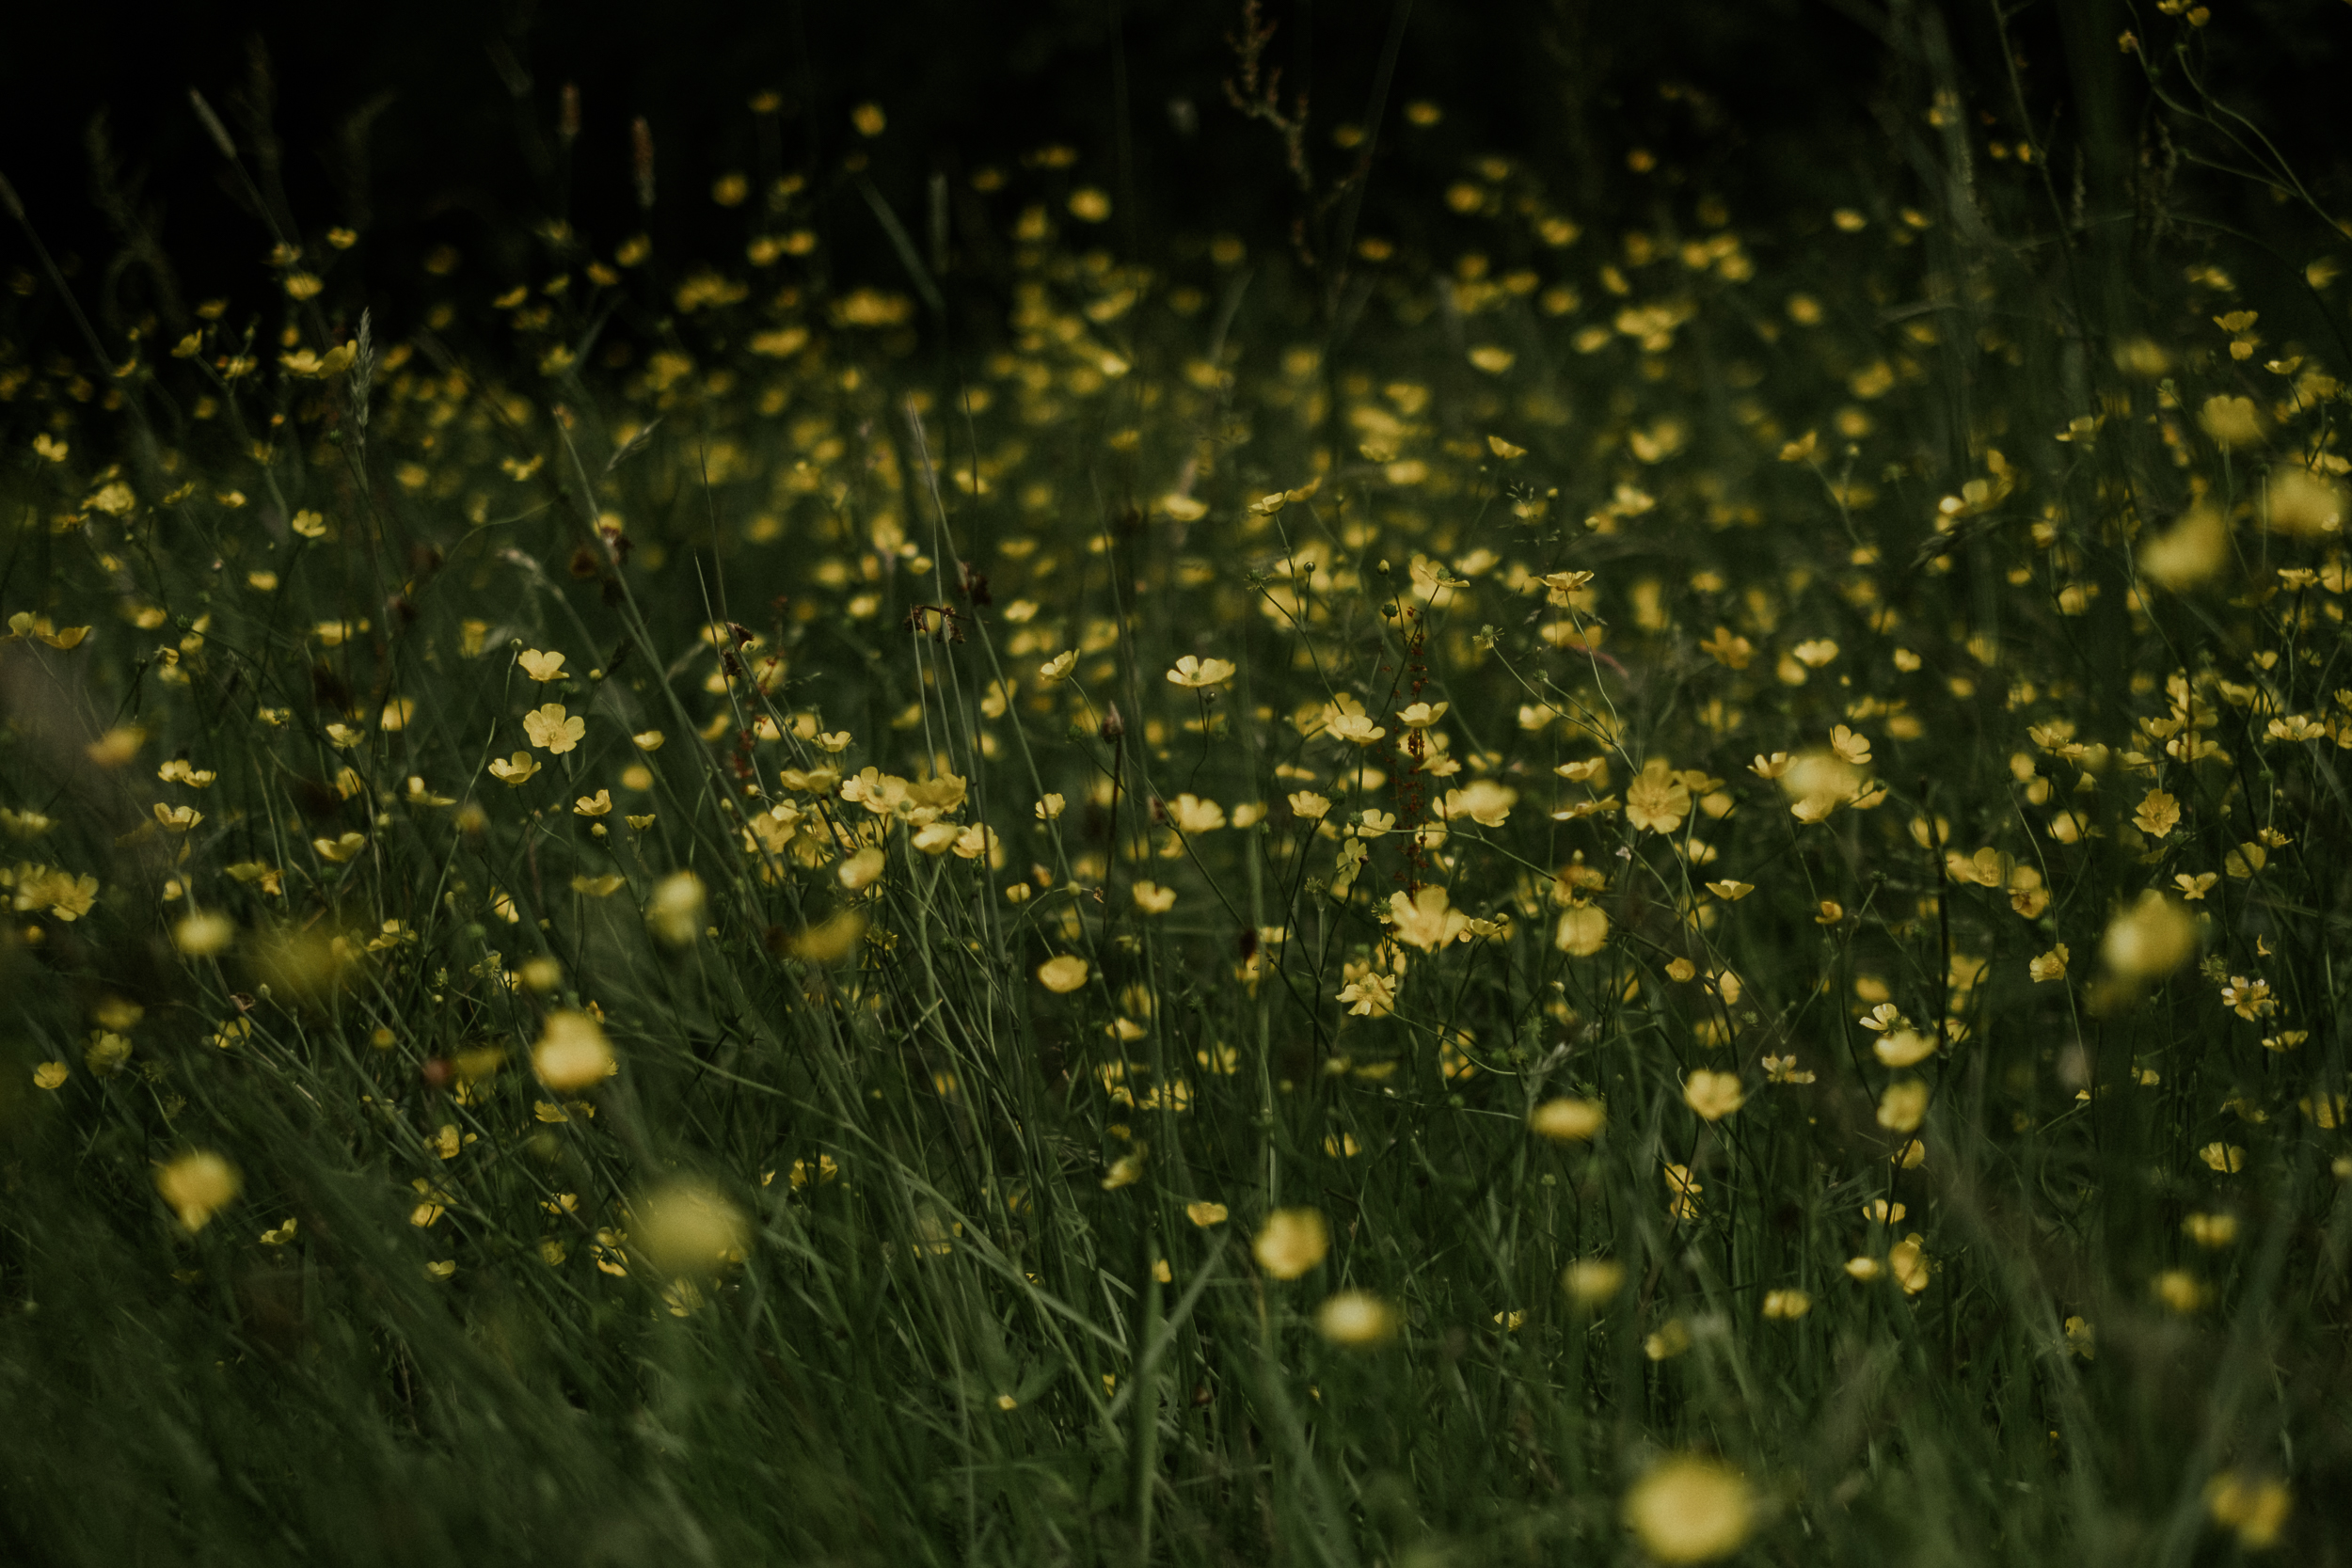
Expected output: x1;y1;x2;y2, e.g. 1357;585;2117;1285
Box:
1394;701;1449;729
1683;1069;1744;1122
837;846;886;891
2198;393;2264;449
1761;1289;1811;1320
2205;1472;2292;1548
1038;955;1089;993
1389;884;1467;952
517;648;567;681
782;911;866;963
1036;793;1067;820
2102;891;2199;979
1662;1163;1703;1220
1168;794;1226;833
1888;1232;1930;1294
1625;758;1691;834
2153;1269;2206;1313
523;704;586;753
631;1179;750;1277
1623;1456;1756;1564
1555;902;1610;957
1829;723;1873;766
632;730;666;752
1873;1028;1937;1068
1185;1201;1229;1227
1704;879;1753;901
1166;654;1237;688
1439;779;1516;826
1252;1208;1328;1279
1877;1079;1930;1132
646;870;706;944
2140;503;2230;590
155;1150;240;1231
2029;944;2071;983
1315;1290;1396;1346
313;832;366;863
2183;1212;2239;1248
33;1060;70;1090
487;751;540;784
1336;972;1396;1017
1038;651;1078;684
1531;1097;1606;1141
1131;880;1176;914
2134;788;2181;838
532;1010;616;1091
173;911;234;956
1699;626;1753;669
574;789;612;817
2199;1141;2246;1174
1563;1258;1625;1306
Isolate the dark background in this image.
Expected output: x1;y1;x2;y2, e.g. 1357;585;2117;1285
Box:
2;0;2345;341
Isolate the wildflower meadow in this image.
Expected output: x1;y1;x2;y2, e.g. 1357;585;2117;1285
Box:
1;5;2347;1563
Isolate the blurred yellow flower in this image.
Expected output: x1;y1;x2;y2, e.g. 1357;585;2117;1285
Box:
313;832;365;863
1877;1080;1930;1133
632;1179;750;1277
156;1150;239;1231
173;911;235;956
1038;955;1089;993
2205;1471;2291;1548
1623;1456;1756;1563
1531;1097;1606;1142
2140;503;2230;591
1888;1233;1930;1294
533;1010;616;1091
2102;891;2199;979
1316;1290;1396;1346
1555;902;1610;957
1253;1208;1328;1279
1683;1069;1744;1121
1563;1258;1625;1306
1873;1028;1937;1067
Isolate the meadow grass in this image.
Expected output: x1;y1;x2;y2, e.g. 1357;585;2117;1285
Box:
0;10;2348;1564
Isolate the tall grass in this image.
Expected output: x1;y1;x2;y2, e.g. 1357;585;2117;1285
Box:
1;8;2347;1564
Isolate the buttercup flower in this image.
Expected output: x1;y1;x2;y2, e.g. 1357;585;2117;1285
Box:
1683;1069;1744;1121
156;1150;240;1231
1622;1456;1756;1563
523;704;586;753
1167;654;1236;688
1253;1208;1328;1278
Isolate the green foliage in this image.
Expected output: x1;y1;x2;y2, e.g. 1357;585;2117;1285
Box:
1;9;2347;1564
